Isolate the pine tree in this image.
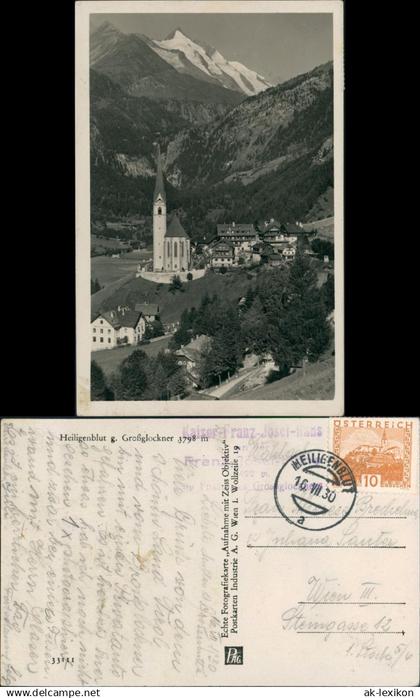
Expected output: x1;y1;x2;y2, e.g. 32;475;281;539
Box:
241;297;270;357
193;293;214;336
167;366;187;399
269;252;330;371
209;306;242;383
168;275;184;294
144;357;168;400
91;278;102;294
91;361;113;400
256;267;289;322
173;309;194;347
111;350;149;400
145;318;165;338
197;337;217;388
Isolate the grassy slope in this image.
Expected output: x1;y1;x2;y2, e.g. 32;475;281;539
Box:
92;270;252;323
92;335;172;377
91;274;137;315
302;216;334;240
229;354;335;401
92;250;152;287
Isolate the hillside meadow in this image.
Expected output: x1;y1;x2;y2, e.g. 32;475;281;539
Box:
92;268;253;323
92;335;172;377
91;249;152;287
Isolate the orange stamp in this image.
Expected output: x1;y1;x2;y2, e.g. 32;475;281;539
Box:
332;418;413;489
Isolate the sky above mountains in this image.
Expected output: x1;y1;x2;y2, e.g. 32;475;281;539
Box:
90;13;333;84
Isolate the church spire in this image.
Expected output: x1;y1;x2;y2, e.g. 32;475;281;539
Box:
154;143;166;203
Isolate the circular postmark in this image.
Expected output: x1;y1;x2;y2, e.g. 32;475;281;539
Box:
274;449;357;531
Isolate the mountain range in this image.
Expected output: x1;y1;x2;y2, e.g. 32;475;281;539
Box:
91;21;242;117
91;21;271;99
166;62;333;188
146;27;272;96
90;21;334;232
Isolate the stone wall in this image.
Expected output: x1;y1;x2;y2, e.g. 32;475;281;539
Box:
136;269;206;284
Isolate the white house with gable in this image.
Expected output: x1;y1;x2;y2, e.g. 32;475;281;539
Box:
91;309;146;350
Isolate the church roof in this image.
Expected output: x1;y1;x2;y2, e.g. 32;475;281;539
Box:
165;213;189;239
154;144;166;203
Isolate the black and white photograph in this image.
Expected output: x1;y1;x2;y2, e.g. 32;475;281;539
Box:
76;0;344;416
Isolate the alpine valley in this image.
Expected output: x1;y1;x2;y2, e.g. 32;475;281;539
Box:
90;21;334;239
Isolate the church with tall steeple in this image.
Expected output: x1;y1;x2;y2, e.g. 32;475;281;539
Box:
153;144;191;273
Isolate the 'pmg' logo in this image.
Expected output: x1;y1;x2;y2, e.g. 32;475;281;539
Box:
224;646;243;665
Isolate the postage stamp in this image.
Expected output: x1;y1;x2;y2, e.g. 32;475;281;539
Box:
332;418;413;489
274;449;357;531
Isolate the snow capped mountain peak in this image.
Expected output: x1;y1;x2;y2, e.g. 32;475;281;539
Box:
151;29;272;96
229;60;273;94
164;27;191;41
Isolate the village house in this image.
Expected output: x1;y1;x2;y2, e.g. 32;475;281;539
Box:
91;308;146;350
252;241;275;264
194;234;217;253
165;320;179;335
282;245;296;260
217;222;258;260
251;243;262;264
208;240;235;268
175;335;210;387
283;222;305;245
202;217;309;271
258;218;283;244
267;253;284;268
134;303;160;323
259;219;301;248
